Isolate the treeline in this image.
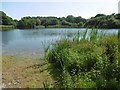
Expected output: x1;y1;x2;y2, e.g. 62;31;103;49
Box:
0;11;17;27
84;14;120;28
1;11;120;29
17;15;86;29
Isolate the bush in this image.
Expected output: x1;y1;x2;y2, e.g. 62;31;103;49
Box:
45;29;119;88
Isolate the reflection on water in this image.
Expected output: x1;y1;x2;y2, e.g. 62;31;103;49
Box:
0;28;118;55
2;30;16;46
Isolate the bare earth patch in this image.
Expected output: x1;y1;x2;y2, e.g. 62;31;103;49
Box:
2;54;54;88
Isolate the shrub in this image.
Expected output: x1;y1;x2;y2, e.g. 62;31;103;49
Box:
45;28;119;88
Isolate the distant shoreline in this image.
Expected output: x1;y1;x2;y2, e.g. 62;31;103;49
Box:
0;25;15;31
1;25;120;31
1;11;120;30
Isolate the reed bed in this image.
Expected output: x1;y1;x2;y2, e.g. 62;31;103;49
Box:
44;28;119;89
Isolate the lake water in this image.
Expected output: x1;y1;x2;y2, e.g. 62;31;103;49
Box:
1;28;118;55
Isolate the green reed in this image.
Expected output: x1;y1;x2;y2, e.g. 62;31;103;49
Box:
44;28;119;88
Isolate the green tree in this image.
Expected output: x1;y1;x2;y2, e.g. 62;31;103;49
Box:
74;16;82;23
61;20;70;26
1;11;16;26
36;18;41;26
49;18;59;25
66;15;75;23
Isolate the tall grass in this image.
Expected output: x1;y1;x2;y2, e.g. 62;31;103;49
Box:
45;28;119;88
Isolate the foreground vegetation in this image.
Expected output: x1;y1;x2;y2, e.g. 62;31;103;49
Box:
1;11;120;29
45;28;119;88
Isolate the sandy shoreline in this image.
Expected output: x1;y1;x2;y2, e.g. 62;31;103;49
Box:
2;54;53;88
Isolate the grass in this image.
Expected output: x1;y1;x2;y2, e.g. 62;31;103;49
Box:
46;25;79;28
35;25;45;29
0;25;15;31
45;28;119;88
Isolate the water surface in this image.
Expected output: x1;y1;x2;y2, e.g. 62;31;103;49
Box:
1;28;118;55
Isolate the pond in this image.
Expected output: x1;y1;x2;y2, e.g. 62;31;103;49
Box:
1;28;118;55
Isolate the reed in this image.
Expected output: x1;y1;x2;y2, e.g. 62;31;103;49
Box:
44;28;119;88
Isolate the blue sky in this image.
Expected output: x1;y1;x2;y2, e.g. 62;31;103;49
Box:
1;0;119;20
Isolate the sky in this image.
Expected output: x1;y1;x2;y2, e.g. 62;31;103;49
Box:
1;0;119;20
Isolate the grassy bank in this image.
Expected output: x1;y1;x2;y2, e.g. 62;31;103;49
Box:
2;54;53;88
46;25;79;28
2;28;119;88
0;25;15;31
45;28;119;88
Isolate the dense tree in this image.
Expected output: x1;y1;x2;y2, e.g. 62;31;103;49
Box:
17;17;37;29
94;14;106;18
74;16;82;23
1;11;120;29
61;20;70;26
84;14;120;28
36;18;41;26
78;22;84;27
41;19;49;28
0;11;16;26
49;18;59;25
66;15;75;23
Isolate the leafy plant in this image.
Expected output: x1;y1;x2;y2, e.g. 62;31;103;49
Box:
45;28;119;88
